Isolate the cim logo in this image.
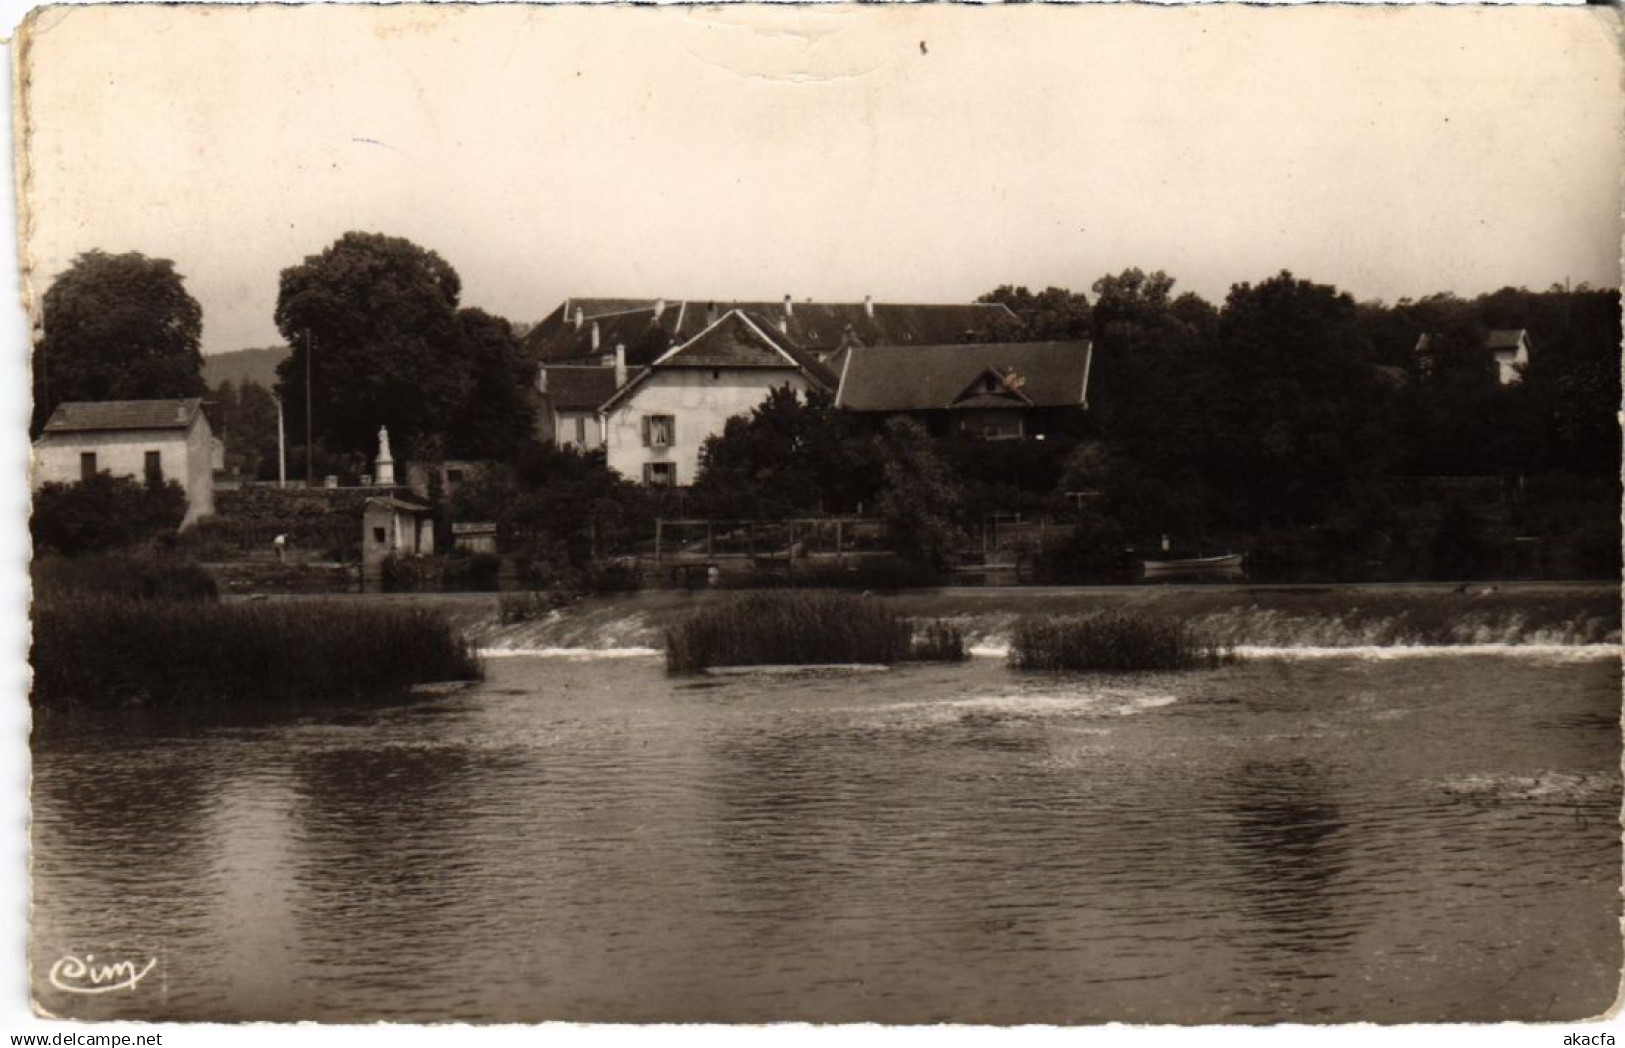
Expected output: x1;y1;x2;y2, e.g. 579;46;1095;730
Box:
47;953;158;995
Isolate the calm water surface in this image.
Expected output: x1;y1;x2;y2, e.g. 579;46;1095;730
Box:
30;652;1621;1023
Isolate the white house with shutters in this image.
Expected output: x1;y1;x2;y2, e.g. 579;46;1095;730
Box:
598;310;835;487
32;398;216;526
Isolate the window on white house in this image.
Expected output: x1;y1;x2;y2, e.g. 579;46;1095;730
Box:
642;415;675;447
144;450;162;484
446;469;464;493
644;462;677;487
575;416;587;444
79;452;97;482
373;527;387;544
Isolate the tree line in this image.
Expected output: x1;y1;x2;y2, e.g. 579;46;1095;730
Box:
29;234;1623;579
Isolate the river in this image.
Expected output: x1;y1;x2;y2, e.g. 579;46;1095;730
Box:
30;623;1620;1024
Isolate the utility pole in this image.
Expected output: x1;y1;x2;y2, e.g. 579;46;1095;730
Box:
274;396;287;488
304;329;315;487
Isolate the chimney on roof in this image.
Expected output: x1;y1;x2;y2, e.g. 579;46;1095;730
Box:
573;306;584;330
783;294;793;318
591;320;601;352
654;298;666;320
614;344;627;389
537;368;549;394
864;294;874;319
707;301;718;326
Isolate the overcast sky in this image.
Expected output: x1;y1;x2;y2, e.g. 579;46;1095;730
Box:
17;3;1623;355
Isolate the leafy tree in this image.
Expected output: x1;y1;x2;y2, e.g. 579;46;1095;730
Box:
1079;269;1217;528
32;251;205;434
443;308;539;460
31;473;189;555
937;436;1074;522
453;441;644;566
976;285;1092;342
1503;287;1621;476
1196;271;1394;527
691;385;881;518
875;416;965;569
274;231;534;457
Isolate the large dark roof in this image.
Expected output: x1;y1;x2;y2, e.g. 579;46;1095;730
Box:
524;297;1018;363
1486;329;1528;350
42;398;205;434
602;311;836;413
836;341;1093;413
541;366;621;411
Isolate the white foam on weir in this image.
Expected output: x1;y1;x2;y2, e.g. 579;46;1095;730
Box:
477;647;662;659
474;643;1618;662
704;664;893;675
1234;643;1620;661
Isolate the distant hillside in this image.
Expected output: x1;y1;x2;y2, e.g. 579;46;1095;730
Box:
203;346;288;390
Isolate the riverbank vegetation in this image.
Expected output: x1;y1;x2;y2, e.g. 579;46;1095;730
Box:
32;552;480;710
31;473;190;557
664;591;966;671
1009;613;1233;671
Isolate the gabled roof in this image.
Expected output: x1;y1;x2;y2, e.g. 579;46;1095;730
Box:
524;297;1018;363
654;310;803;368
366;495;433;515
600;310;835;414
835;341;1093;414
541;366;621;411
1486;329;1529;351
42;398;205;434
949;369;1035;410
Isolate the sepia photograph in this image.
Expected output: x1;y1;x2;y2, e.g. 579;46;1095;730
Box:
10;0;1624;1034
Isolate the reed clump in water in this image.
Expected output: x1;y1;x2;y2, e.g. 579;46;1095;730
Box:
1009;612;1233;671
666;591;915;671
908;619;968;662
32;596;482;709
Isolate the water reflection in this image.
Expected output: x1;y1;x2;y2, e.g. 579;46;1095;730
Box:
28;654;1624;1023
30;727;222;1020
1222;758;1350;953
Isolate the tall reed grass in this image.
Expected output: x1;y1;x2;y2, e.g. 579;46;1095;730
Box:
666;591;916;671
32;597;482;709
32;552;218;603
1009;612;1232;671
